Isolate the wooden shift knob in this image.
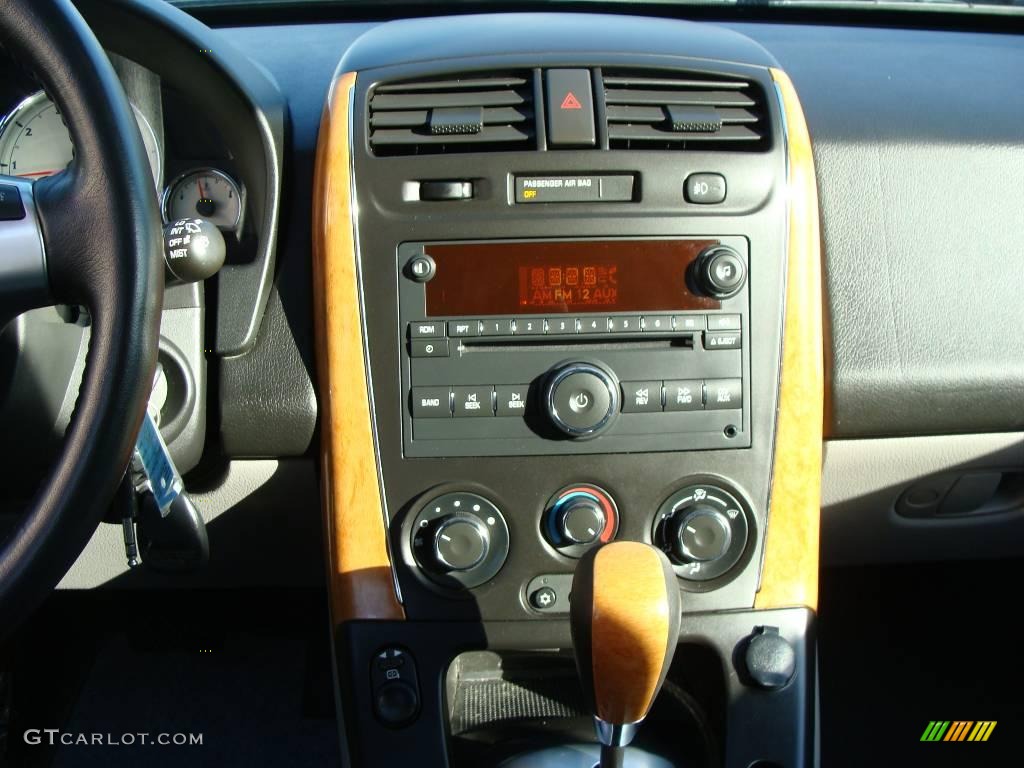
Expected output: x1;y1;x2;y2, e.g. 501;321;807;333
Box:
570;541;681;734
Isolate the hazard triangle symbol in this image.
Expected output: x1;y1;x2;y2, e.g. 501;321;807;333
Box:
560;92;582;110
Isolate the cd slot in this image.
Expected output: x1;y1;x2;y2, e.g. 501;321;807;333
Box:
460;335;695;352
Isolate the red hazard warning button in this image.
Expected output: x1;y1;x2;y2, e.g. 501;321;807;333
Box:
560;92;583;110
545;69;595;147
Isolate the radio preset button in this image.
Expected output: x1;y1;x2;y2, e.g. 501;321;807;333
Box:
411;387;452;418
621;381;663;413
410;339;449;358
642;316;671;333
664;380;704;411
673;315;706;332
704;331;741;350
409;321;445;339
453;386;494;417
705;379;742;410
579;317;608;334
707;314;741;331
546;317;578;335
608;315;641;333
448;320;480;337
496;385;530;417
515;318;546;335
480;318;515;336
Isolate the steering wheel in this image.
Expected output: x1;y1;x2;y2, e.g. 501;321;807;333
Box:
0;0;163;636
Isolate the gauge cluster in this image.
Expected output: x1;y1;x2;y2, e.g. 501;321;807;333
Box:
0;83;247;238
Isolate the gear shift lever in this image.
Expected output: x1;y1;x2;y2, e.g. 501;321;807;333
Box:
570;542;681;768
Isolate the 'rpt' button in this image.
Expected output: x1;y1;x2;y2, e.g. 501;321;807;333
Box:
411;387;451;418
453;386;494;417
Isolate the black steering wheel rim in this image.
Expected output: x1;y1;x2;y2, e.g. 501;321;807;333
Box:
0;0;163;636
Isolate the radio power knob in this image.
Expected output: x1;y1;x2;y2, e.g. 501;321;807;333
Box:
543;362;619;439
694;246;746;299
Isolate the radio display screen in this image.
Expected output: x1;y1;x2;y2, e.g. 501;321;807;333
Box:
423;240;721;316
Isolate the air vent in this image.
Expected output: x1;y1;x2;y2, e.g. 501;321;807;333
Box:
369;73;535;155
602;72;768;150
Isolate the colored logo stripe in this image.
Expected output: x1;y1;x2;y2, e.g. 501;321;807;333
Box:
921;720;996;742
921;722;950;741
968;722;997;742
944;721;973;741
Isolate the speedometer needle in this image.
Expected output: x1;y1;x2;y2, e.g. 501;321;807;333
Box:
17;170;61;178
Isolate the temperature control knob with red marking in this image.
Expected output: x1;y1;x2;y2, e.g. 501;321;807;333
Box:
544;484;619;558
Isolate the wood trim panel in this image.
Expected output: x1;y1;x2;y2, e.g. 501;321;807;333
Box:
755;69;824;611
313;71;404;624
589;542;677;725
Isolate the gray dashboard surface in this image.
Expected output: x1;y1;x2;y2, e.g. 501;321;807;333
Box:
220;18;1024;442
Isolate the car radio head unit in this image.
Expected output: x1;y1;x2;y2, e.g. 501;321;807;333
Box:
398;237;750;458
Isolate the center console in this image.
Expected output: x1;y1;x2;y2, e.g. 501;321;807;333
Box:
313;13;823;768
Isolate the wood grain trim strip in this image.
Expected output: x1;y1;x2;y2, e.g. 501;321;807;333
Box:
755;68;824;611
591;542;674;724
313;71;404;624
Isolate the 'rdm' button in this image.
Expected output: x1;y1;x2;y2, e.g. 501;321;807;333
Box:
411;387;452;418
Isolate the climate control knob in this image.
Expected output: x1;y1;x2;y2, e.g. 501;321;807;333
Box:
693;246;746;299
543;484;619;558
410;490;510;590
653;482;750;584
665;506;732;564
432;514;489;571
543;362;619;439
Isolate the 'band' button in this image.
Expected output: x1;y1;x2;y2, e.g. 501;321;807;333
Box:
410;387;452;418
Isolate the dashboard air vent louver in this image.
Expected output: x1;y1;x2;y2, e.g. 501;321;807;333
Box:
369;73;535;155
602;72;768;151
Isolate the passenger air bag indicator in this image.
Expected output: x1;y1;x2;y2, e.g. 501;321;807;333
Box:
515;174;634;203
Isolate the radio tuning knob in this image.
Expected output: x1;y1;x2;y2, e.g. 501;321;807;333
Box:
543;362;619;440
693;246;746;299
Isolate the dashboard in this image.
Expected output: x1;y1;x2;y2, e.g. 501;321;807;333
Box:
1;2;1022;766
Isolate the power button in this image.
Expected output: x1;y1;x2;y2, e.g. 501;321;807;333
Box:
545;362;618;439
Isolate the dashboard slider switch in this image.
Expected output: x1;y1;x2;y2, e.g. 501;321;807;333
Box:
420;180;473;201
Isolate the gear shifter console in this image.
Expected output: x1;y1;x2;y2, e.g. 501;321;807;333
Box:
570;542;681;767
